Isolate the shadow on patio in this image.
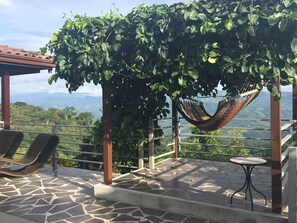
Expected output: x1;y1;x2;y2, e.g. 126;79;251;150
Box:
0;165;222;223
112;158;272;212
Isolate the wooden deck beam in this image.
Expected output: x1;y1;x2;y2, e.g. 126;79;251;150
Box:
102;82;112;185
1;71;10;129
270;78;282;214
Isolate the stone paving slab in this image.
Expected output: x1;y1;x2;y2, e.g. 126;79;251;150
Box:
0;212;35;223
0;165;222;223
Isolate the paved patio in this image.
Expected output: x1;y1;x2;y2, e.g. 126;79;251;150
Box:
0;164;222;223
112;158;274;213
93;158;288;223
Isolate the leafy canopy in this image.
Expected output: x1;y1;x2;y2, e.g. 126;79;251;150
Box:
47;0;297;100
46;0;297;164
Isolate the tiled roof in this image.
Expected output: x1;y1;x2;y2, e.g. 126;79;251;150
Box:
0;45;55;68
0;45;55;75
0;45;53;60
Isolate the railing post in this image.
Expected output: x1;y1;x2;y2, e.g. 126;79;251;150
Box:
172;102;179;159
52;125;58;177
138;142;144;169
149;119;155;169
288;147;297;223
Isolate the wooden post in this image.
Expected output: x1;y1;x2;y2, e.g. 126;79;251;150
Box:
172;101;179;159
51;125;58;177
1;71;10;129
270;77;282;214
102;82;112;185
138;142;144;169
148;119;155;169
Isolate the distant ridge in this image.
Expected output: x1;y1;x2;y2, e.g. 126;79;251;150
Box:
10;90;293;120
11;92;102;118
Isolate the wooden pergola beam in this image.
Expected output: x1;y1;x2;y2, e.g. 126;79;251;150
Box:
270;78;282;214
1;71;10;129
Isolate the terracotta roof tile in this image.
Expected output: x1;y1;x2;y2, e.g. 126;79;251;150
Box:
0;45;53;61
0;45;55;75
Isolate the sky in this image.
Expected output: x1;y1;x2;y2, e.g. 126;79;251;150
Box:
0;0;187;97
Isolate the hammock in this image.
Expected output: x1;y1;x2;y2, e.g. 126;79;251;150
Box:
175;88;259;131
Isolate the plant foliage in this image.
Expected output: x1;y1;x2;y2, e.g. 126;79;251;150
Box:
48;0;297;100
46;0;297;165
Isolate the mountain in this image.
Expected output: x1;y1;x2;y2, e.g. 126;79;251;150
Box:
11;92;102;118
10;90;294;120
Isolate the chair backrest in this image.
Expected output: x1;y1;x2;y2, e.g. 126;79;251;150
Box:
19;133;59;165
23;134;59;175
33;134;59;164
0;130;23;157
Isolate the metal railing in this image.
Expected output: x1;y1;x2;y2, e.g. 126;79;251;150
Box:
144;117;280;167
288;146;297;223
11;117;293;173
10;122;139;176
147;116;297;219
145;117;177;169
9;117;297;220
280;120;297;223
178;118;273;161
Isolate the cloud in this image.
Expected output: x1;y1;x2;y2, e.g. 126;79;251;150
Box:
9;71;102;97
75;85;102;96
47;83;102;97
14;28;52;38
0;0;14;7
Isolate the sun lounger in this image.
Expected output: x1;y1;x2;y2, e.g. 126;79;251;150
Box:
0;133;59;177
0;133;57;165
0;130;23;158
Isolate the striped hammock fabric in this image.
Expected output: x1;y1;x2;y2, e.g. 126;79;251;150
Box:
175;89;259;131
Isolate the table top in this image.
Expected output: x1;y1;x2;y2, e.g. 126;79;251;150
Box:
230;157;267;166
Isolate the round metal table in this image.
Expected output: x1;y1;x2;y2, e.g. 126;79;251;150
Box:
230;157;267;211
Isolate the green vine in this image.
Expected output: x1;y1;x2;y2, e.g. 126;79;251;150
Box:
47;0;297;100
46;0;297;164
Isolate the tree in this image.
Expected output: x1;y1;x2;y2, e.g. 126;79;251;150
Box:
76;112;94;125
46;0;297;168
47;0;297;100
183;127;250;161
9;102;94;167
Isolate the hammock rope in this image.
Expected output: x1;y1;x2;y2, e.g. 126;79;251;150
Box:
175;83;260;131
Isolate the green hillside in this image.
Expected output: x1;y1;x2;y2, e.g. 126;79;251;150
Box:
2;90;294;170
10;90;294;122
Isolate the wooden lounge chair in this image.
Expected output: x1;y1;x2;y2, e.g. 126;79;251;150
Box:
0;133;59;177
0;133;57;166
0;130;23;158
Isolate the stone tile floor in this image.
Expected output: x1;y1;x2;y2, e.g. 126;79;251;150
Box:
0;164;222;223
113;158;277;213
